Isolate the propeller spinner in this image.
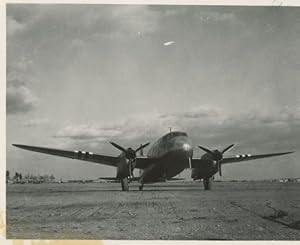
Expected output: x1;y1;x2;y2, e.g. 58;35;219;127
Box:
198;144;234;176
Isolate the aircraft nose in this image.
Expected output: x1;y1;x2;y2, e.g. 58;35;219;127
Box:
183;143;191;151
170;136;193;159
182;142;193;158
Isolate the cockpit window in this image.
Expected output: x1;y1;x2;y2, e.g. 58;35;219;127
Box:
163;131;187;139
172;132;187;137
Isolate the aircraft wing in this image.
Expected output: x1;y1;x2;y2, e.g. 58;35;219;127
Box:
191;151;294;167
12;144;119;167
221;151;294;164
135;156;157;169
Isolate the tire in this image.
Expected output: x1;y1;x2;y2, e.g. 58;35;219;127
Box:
121;177;129;191
203;177;212;190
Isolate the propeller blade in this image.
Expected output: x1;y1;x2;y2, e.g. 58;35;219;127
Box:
128;159;135;178
198;145;214;155
218;162;222;176
140;146;144;156
222;144;235;154
135;142;150;152
110;142;127;153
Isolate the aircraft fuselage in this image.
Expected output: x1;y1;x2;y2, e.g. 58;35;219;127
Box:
139;131;194;183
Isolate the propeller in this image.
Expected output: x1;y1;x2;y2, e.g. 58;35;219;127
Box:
110;142;150;177
139;144;144;156
198;144;234;176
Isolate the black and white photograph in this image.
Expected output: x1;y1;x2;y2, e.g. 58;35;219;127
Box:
5;2;300;240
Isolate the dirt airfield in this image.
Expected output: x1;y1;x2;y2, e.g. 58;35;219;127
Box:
6;181;300;240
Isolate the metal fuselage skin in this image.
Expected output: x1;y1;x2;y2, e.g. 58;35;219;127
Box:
140;131;193;183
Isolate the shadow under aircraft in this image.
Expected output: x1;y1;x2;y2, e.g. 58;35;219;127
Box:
13;131;294;191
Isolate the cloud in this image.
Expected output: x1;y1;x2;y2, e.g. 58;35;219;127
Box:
7;16;26;36
157;105;228;133
198;11;237;23
222;107;300;128
52;106;227;144
6;5;42;36
52;105;299;144
70;38;85;48
74;106;300;153
7;5;160;42
6;78;37;115
180;105;224;119
8;56;34;72
184;106;300;154
6;55;38;115
22;118;49;127
110;5;160;36
54;124;122;141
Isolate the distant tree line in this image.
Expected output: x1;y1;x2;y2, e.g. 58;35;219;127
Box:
6;170;56;184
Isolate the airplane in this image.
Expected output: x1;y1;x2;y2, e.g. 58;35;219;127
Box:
12;131;294;191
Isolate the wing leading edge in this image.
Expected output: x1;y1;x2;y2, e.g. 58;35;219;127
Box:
221;151;294;164
12;144;157;169
12;144;119;167
191;151;294;167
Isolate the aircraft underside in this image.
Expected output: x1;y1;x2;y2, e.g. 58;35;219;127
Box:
119;157;217;191
119;170;216;191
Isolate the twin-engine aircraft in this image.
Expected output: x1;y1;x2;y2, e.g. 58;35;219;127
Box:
13;131;294;191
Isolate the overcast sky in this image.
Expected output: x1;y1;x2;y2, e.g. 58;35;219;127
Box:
6;4;300;180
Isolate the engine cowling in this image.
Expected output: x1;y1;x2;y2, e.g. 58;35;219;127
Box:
110;142;150;179
198;144;234;176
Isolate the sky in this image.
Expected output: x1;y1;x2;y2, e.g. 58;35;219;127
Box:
6;4;300;181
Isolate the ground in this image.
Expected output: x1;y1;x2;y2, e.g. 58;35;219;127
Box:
6;181;300;240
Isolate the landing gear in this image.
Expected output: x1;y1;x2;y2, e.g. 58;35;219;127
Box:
139;184;144;191
203;177;212;190
121;177;129;191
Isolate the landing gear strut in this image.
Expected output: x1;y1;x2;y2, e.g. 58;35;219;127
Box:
121;177;129;191
203;177;212;190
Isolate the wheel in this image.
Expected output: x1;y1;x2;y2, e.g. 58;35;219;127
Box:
139;184;143;191
121;177;129;191
203;177;212;190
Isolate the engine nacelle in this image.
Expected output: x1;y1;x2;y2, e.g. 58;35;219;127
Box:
191;164;216;180
116;158;131;179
